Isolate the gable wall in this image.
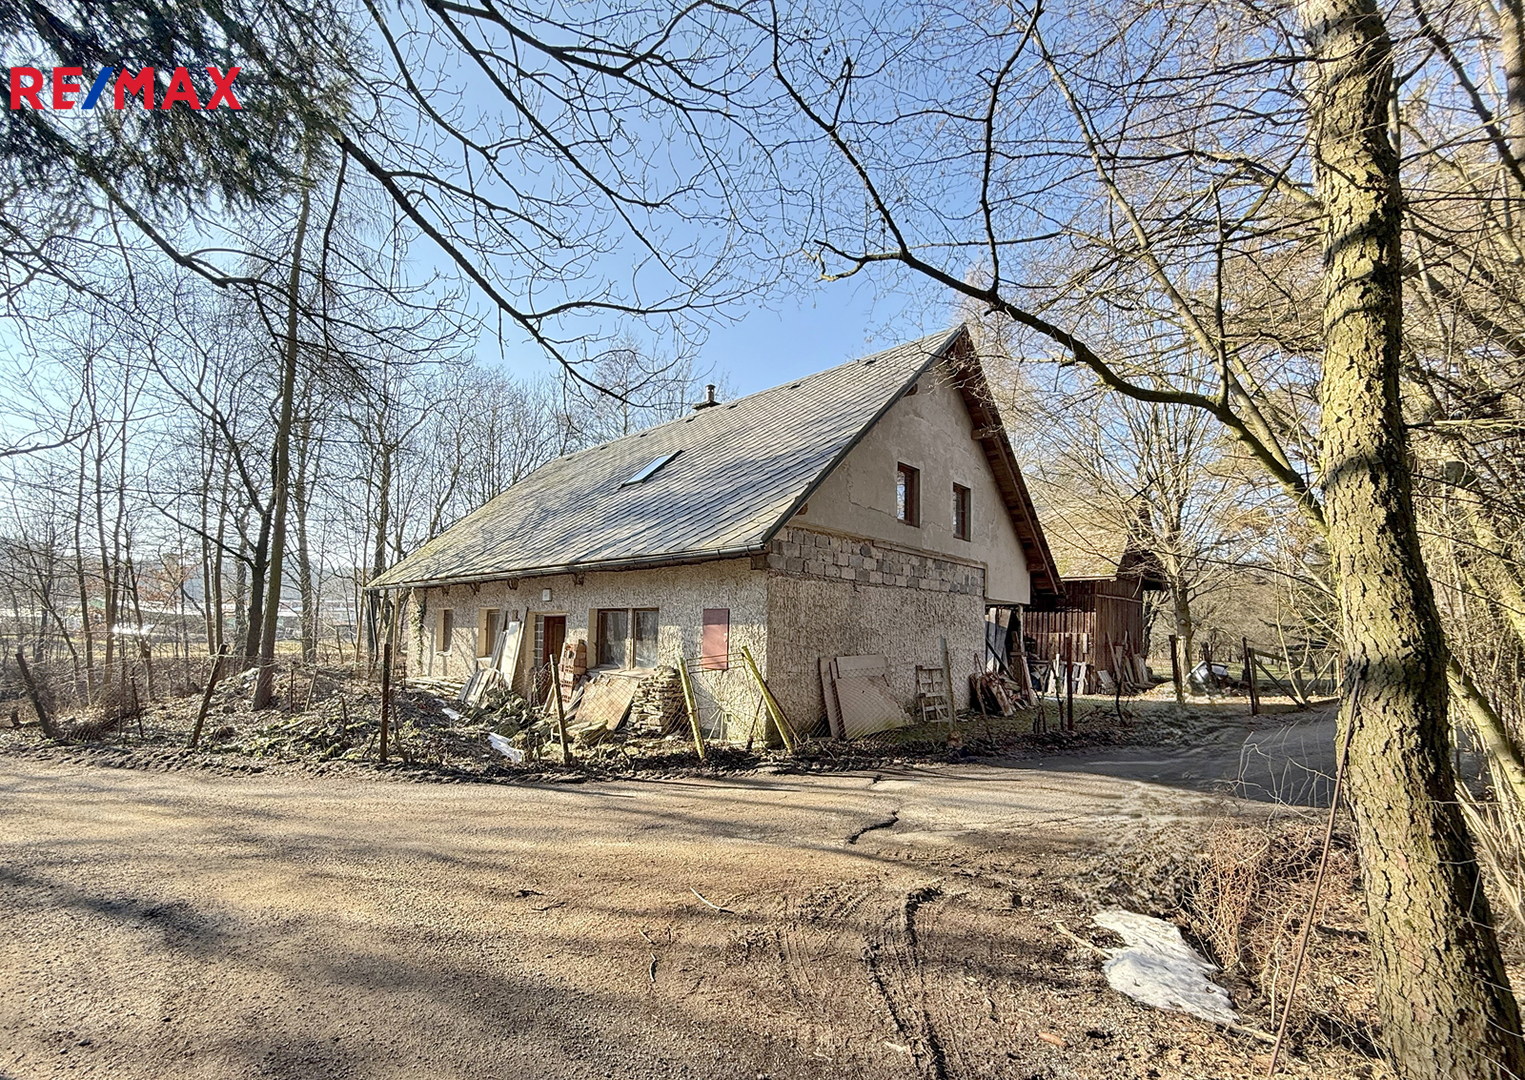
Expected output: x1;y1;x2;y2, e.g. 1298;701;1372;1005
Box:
794;365;1032;604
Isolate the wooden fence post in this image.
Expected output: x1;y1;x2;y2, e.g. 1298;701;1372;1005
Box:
379;642;391;763
677;657;706;761
1064;634;1075;732
15;649;60;740
549;653;573;764
940;636;957;745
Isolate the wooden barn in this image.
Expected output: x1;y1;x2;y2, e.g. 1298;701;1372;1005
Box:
1023;519;1165;692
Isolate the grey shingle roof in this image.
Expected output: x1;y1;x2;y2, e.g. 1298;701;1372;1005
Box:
370;328;1059;592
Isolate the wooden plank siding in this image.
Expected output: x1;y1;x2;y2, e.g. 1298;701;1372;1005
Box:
1025;577;1147;673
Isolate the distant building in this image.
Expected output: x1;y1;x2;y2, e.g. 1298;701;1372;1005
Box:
1024;516;1166;689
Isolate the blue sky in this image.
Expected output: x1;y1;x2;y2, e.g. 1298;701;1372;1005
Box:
699;275;939;394
485;268;947;397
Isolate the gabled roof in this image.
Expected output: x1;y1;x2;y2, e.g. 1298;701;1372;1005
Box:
370;327;1061;595
1040;513;1167;591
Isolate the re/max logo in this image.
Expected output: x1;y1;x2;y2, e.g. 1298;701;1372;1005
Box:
8;66;242;110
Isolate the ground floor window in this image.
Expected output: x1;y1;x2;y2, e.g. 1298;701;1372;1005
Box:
633;608;659;667
595;607;660;668
596;608;630;667
436;609;454;653
477;608;503;657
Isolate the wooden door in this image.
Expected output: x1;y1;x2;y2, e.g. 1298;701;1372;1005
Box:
541;616;566;668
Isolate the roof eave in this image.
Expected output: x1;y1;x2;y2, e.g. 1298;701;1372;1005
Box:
944;335;1065;599
366;541;769;592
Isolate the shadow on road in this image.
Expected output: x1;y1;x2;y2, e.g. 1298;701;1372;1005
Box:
1001;707;1340;808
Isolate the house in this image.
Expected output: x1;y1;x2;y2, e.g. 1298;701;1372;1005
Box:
1024;514;1166;688
368;326;1061;738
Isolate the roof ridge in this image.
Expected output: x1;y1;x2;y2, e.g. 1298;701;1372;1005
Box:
558;326;963;461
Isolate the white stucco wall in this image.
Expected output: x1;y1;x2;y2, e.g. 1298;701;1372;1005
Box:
409;558;769;741
797;363;1032;604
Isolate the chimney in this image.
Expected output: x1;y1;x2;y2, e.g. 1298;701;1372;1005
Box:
692;384;720;411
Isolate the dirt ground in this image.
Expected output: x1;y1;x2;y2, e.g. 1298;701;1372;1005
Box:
0;657;1324;785
0;754;1384;1080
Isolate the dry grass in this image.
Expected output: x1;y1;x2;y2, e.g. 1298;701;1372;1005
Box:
1185;820;1378;1052
1091;816;1381;1059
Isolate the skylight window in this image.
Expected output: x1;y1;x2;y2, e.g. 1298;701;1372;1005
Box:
622;450;680;486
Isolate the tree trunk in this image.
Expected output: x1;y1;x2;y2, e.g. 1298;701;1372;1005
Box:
233;521;248;663
242;503;271;667
1169;579;1193;689
251;183;314;707
125;552;154;703
200;430;217;653
366;439;394;669
252;181;314;710
210;464;227;656
293;406;317;663
73;444;95;702
1303;0;1525;1073
1502;0;1525;209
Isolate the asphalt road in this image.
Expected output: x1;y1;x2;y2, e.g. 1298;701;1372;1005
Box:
1012;708;1341;807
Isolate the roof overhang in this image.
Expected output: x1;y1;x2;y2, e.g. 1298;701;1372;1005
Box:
942;332;1065;599
367;542;767;591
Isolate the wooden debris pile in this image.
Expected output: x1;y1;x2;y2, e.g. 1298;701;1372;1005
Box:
970;672;1026;715
564;670;642;744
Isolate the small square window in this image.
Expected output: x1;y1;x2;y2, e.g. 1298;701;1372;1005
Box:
953;484;971;541
896;463;920;527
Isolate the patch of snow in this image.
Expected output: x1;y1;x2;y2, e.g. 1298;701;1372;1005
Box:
440;707;462;721
1093;908;1239;1027
487;732;524;763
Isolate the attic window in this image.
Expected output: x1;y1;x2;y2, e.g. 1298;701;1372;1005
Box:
623;450;680;486
896;463;921;527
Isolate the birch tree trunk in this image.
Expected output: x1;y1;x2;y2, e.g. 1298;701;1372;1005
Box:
1303;0;1525;1072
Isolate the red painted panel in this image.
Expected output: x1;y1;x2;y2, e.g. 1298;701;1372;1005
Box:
701;608;730;671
